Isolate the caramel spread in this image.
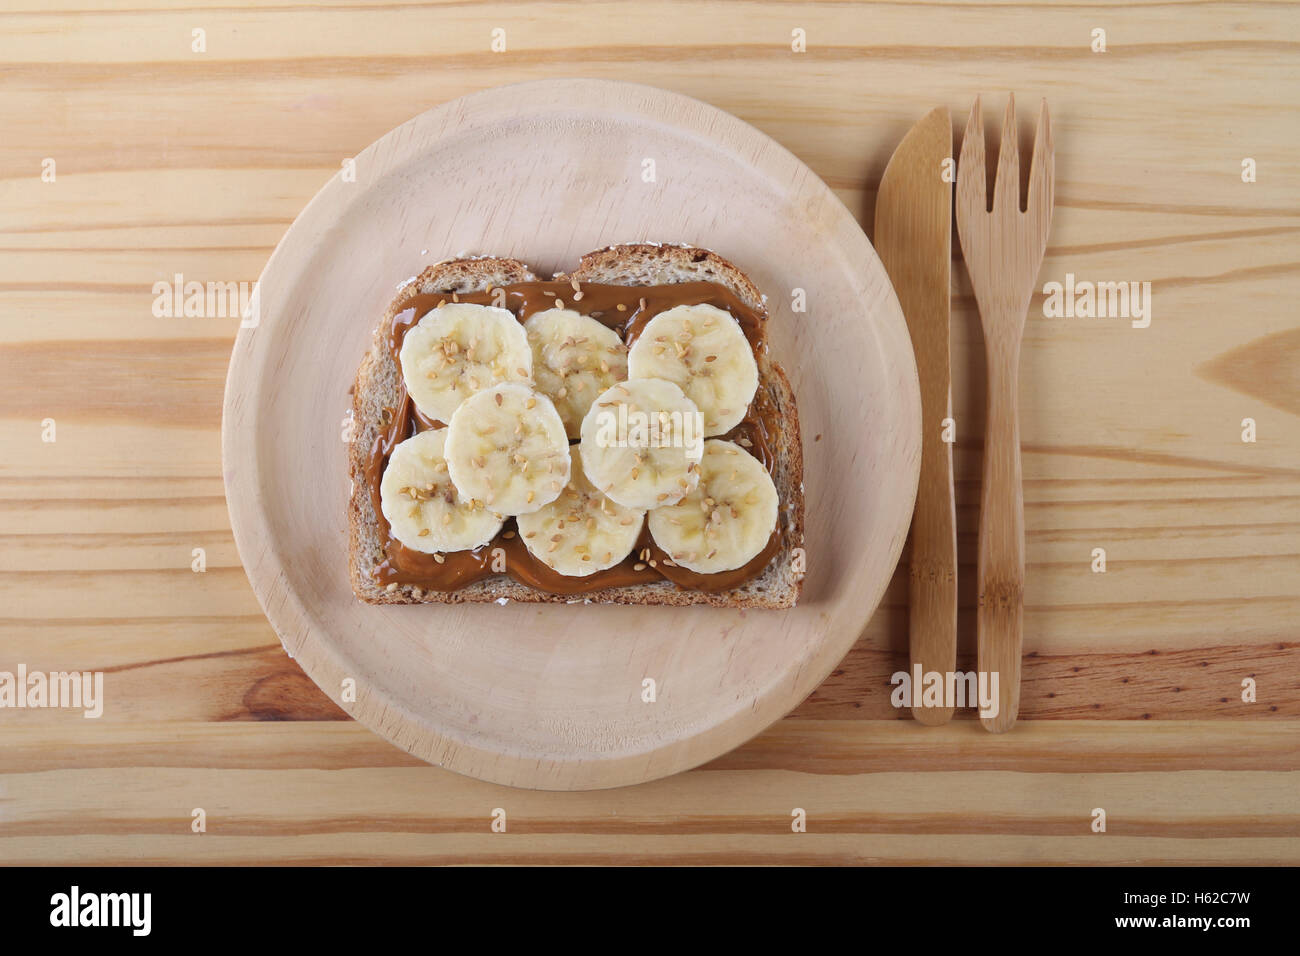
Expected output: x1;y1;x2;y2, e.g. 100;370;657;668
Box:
365;280;783;594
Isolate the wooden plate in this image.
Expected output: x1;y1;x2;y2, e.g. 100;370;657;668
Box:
222;79;920;790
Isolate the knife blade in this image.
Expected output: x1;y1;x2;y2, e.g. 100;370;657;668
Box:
874;107;957;725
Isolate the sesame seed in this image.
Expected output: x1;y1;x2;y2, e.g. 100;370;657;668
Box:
633;562;647;571
433;553;445;564
418;528;430;537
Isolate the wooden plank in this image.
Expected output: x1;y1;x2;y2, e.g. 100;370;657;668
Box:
1;0;1296;860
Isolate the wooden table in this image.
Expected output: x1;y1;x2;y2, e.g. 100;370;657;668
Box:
3;0;1297;865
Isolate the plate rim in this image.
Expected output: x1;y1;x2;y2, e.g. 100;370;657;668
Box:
222;78;920;790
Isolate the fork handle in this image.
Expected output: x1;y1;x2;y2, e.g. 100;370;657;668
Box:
977;345;1025;732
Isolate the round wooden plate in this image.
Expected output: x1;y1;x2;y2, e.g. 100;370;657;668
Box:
223;79;920;790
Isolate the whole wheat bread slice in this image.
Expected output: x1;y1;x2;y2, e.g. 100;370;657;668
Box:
348;244;804;608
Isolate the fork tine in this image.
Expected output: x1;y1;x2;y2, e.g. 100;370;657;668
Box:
957;95;985;213
994;93;1019;215
1027;97;1055;224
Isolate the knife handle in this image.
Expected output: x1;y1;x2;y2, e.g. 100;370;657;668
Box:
908;408;958;725
976;348;1024;733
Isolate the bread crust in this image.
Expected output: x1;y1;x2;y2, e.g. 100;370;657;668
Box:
348;245;804;608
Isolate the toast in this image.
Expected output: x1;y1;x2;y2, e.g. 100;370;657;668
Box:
348;244;804;608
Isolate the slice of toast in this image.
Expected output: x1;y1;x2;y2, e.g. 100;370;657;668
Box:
348;244;804;608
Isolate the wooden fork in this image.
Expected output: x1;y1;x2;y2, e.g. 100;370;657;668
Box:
954;94;1054;732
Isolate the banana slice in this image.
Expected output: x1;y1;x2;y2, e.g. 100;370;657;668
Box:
380;428;503;553
524;308;628;438
647;439;778;574
516;446;645;576
578;378;704;510
444;382;571;515
626;303;758;436
399;302;533;423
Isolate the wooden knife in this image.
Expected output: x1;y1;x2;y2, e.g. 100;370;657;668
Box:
874;107;958;725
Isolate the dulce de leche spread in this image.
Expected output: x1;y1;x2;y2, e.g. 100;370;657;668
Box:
365;280;783;595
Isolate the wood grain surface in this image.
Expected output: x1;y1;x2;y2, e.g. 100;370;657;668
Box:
2;0;1298;864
